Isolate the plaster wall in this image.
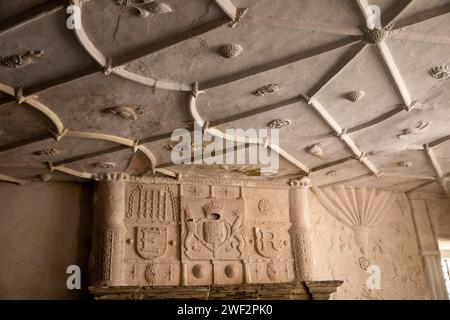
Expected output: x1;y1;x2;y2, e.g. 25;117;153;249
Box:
310;192;432;300
0;182;92;299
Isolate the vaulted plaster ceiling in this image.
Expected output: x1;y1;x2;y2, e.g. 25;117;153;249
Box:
0;0;449;196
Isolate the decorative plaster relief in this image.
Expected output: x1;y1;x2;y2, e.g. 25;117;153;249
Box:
267;119;291;129
136;227;167;259
305;143;323;158
103;106;143;120
93;161;116;169
116;0;173;18
397;160;412;168
252;84;280;96
326;170;343;177
397;121;430;139
347;90;365;102
429;65;450;80
218;44;243;59
126;185;178;222
360;24;394;44
183;201;246;259
266;261;278;282
0;50;44;68
33;149;59;156
224;264;238;279
144;263;157;285
258;199;272;215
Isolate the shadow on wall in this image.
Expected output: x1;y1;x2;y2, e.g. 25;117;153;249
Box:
0;182;92;299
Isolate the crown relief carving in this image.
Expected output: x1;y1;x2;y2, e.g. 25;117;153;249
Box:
0;50;44;68
252;84;280;96
218;44;243;59
115;0;173;18
430;65;450;80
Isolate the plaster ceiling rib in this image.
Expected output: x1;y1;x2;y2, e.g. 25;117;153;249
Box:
393;2;450;30
0;82;165;181
307;42;367;99
214;0;238;20
355;0;413;108
0;174;27;185
302;95;381;178
0;7;231;99
0;83;65;135
49;96;307;168
188;94;310;174
200;36;360;90
0;0;65;35
424;144;449;196
70;1;232;92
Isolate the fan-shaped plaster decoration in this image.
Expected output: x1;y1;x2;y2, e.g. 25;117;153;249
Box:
312;186;398;256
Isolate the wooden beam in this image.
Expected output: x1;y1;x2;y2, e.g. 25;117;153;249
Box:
0;0;65;35
200;36;360;90
394;3;450;29
382;0;414;26
311;156;355;172
347;106;404;133
0;132;53;154
114;17;230;66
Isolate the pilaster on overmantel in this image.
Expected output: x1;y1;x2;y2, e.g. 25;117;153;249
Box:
288;176;316;282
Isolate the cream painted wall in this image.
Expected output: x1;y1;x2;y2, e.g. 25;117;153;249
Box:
0;182;92;299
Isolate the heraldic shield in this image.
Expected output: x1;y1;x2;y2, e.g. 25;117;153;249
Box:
136;226;167;260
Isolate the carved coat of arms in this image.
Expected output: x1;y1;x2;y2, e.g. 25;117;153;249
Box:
136;226;167;260
183;201;246;258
